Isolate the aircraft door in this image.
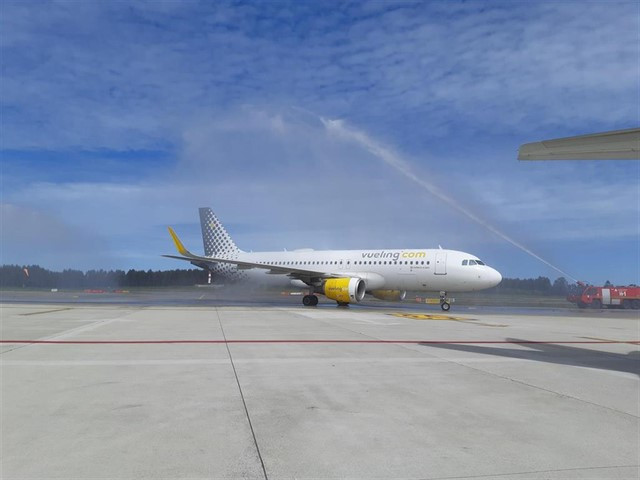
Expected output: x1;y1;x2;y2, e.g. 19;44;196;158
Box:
434;252;447;275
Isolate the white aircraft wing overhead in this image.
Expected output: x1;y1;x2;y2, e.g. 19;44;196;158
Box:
163;227;345;283
518;127;640;160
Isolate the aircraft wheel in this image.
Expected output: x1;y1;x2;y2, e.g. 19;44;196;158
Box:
440;302;451;311
310;295;318;306
302;295;315;307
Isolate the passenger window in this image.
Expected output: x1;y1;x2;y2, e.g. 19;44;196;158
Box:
462;260;468;265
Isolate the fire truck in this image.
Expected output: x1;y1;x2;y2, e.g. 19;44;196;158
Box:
567;283;640;309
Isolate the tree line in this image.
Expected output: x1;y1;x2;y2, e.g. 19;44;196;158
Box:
0;265;207;289
490;276;572;296
0;264;580;295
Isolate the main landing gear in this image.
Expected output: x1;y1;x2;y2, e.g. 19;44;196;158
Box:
439;291;451;311
302;295;318;306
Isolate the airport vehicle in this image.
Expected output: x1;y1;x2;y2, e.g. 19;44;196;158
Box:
568;283;640;309
164;208;502;309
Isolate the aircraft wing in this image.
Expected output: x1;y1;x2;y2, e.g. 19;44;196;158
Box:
518;127;640;160
163;227;343;282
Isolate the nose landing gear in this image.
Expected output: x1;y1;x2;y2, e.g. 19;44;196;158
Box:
439;291;451;311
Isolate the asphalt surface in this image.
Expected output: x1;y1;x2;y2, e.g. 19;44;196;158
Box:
1;290;638;479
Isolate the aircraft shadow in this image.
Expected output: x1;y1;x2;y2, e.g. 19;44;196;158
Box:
420;338;639;376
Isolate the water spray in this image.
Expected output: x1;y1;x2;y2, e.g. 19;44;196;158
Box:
320;117;578;282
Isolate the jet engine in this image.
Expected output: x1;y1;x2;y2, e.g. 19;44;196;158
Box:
323;278;366;304
370;290;407;301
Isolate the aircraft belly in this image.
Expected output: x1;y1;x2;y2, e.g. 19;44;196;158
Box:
397;272;417;289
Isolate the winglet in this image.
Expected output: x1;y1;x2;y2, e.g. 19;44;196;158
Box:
168;227;192;257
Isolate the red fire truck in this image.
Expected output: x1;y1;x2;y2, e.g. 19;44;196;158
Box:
567;283;640;309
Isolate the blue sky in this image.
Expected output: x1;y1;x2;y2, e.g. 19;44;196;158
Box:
1;0;638;285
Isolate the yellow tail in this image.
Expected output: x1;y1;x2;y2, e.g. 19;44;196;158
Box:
167;227;191;256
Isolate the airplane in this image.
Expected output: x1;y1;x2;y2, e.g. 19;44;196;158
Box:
518;127;640;160
164;208;502;310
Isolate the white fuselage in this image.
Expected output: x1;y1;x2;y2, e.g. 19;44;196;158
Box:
221;248;501;293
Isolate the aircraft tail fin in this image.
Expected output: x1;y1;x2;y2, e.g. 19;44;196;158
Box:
198;207;242;257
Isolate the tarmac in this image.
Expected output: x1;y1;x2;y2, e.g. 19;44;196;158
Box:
1;289;638;479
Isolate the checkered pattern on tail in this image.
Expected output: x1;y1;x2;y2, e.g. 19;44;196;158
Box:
198;208;246;282
198;208;241;257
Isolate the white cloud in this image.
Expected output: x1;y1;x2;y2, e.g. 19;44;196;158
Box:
1;2;637;150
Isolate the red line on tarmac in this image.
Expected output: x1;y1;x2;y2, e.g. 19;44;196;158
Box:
0;339;638;345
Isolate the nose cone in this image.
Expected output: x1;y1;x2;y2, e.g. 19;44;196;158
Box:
487;267;502;288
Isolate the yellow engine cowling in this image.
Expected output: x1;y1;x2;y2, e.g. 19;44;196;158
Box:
370;290;407;301
324;278;366;303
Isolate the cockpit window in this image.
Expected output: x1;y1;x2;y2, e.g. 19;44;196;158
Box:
462;260;468;265
468;259;477;265
475;260;485;265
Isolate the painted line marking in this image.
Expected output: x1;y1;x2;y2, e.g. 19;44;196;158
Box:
19;307;73;316
391;313;467;321
581;336;640;346
389;313;508;327
0;357;549;366
0;339;637;345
